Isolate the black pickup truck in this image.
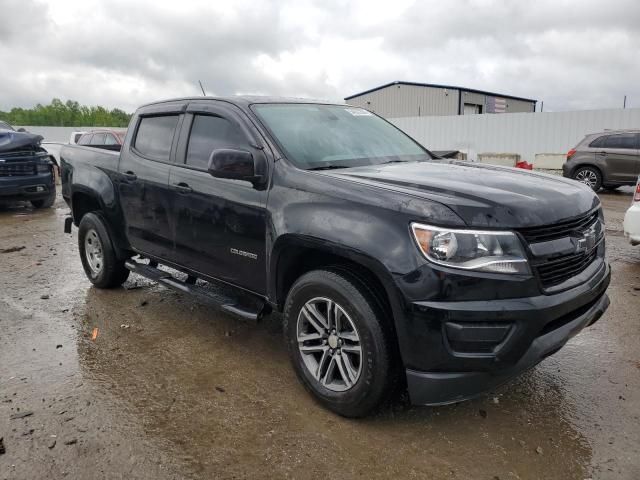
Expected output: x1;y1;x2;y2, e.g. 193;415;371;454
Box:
0;128;56;208
60;97;610;417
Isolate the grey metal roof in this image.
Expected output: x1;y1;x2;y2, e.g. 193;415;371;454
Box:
344;81;537;103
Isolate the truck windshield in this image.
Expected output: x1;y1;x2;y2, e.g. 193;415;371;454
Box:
253;104;430;170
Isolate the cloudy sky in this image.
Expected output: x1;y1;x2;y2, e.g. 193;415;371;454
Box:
1;0;639;113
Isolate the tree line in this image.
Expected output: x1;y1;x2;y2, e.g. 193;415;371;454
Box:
0;99;132;127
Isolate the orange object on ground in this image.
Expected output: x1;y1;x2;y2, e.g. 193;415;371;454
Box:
91;327;99;340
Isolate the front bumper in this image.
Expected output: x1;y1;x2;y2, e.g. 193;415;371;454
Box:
0;172;55;201
402;259;610;405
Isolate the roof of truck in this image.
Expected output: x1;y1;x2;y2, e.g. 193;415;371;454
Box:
140;95;343;108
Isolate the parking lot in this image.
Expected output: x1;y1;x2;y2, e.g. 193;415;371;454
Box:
0;190;639;480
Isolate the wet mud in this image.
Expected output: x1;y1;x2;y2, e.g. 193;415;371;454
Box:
1;191;639;479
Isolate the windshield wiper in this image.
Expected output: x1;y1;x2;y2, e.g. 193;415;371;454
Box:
307;165;350;171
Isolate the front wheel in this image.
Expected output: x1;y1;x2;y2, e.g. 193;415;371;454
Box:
573;166;602;191
31;188;56;209
78;212;130;288
284;269;396;417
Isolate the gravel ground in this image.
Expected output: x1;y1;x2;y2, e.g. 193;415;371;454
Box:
0;189;639;480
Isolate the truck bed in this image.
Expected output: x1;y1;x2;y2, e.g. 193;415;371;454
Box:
60;144;120;204
60;144;120;168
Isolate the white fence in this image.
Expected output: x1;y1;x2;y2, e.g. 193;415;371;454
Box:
391;107;640;167
18;109;640;169
17;126;111;143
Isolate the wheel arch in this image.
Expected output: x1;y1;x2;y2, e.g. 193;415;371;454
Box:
270;235;405;346
571;163;604;181
71;188;103;226
71;188;131;259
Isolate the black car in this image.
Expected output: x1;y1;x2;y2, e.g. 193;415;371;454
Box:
0;127;56;208
60;97;610;417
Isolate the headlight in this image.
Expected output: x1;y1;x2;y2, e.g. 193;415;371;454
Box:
36;157;53;173
36;163;52;173
411;223;530;274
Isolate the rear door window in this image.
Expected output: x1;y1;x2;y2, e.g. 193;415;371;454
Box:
134;115;180;161
185;114;246;169
595;134;637;149
105;134;118;145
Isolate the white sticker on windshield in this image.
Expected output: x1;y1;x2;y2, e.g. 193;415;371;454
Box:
345;108;373;116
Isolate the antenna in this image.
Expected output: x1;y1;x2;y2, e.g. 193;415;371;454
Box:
198;80;206;96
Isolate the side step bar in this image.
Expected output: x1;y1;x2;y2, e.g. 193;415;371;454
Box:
124;259;267;322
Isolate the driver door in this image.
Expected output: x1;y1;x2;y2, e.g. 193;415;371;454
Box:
168;102;270;295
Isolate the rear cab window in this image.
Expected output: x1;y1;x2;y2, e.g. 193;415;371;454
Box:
78;134;92;145
134;115;180;161
90;133;106;145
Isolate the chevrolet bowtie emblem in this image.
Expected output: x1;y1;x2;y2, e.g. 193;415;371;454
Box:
575;237;587;253
575;222;600;254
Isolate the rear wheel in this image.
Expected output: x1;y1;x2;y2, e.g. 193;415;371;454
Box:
78;212;129;288
284;269;396;417
573;166;602;191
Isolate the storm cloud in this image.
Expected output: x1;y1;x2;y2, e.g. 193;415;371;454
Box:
1;0;639;112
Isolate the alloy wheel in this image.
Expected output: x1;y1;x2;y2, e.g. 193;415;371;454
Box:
296;297;363;392
575;169;598;189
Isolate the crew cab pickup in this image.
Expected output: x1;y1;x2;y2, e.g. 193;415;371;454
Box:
60;97;610;417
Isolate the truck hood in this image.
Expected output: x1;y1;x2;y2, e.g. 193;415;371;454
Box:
329;160;601;228
0;129;44;154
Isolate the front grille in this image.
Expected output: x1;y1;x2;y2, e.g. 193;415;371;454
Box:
519;210;600;243
519;209;603;289
532;247;599;288
0;162;36;176
0;149;40;159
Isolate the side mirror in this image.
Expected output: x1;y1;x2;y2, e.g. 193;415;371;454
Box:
208;148;264;186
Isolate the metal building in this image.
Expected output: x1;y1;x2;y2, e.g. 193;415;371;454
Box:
344;81;536;118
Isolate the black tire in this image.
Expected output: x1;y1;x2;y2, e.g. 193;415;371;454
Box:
78;212;130;288
572;166;602;191
284;269;396;417
30;188;56;209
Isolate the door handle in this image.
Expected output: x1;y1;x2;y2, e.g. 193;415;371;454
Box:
123;171;137;181
173;182;193;194
597;151;607;156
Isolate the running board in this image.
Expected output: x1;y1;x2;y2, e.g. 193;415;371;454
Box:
124;259;267;322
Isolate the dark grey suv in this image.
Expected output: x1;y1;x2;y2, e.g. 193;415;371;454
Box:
563;130;640;191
